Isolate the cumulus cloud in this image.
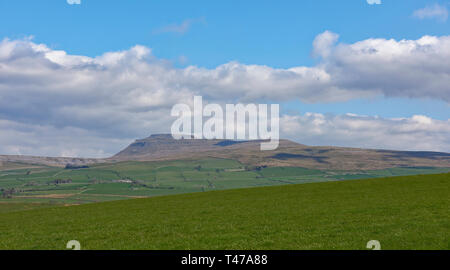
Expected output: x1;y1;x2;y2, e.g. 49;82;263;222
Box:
281;114;450;153
0;119;127;158
2;112;449;157
0;33;450;156
413;4;448;22
367;0;381;5
67;0;81;5
312;31;339;58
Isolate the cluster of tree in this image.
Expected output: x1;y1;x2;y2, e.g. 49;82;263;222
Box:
206;180;215;188
131;180;174;190
65;164;89;170
244;165;268;171
0;188;20;199
48;179;73;185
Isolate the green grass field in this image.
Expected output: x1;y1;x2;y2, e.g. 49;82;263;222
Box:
0;173;448;250
1;158;449;210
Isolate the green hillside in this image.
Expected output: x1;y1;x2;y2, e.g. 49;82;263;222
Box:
0;173;448;250
1;158;449;210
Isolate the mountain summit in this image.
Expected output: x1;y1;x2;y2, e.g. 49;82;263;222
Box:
112;134;278;161
111;134;450;170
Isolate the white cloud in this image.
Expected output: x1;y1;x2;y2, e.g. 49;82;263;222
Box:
312;31;339;58
0;33;450;156
413;4;448;22
281;113;450;153
1;112;449;157
367;0;381;5
0;119;126;158
67;0;81;5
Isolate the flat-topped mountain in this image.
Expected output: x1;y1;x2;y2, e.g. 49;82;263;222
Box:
112;134;282;160
1;134;449;170
111;134;450;170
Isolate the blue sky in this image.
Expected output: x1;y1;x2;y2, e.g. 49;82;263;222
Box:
0;0;449;156
1;0;448;67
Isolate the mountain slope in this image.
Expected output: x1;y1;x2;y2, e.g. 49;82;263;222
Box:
1;134;449;171
111;134;450;170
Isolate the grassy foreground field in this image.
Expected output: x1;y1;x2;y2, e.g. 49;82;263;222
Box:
0;173;448;250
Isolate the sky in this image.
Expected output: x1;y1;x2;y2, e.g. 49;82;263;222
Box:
0;0;449;157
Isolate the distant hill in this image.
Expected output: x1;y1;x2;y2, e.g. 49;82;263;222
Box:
1;134;449;170
111;134;450;170
0;155;106;168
